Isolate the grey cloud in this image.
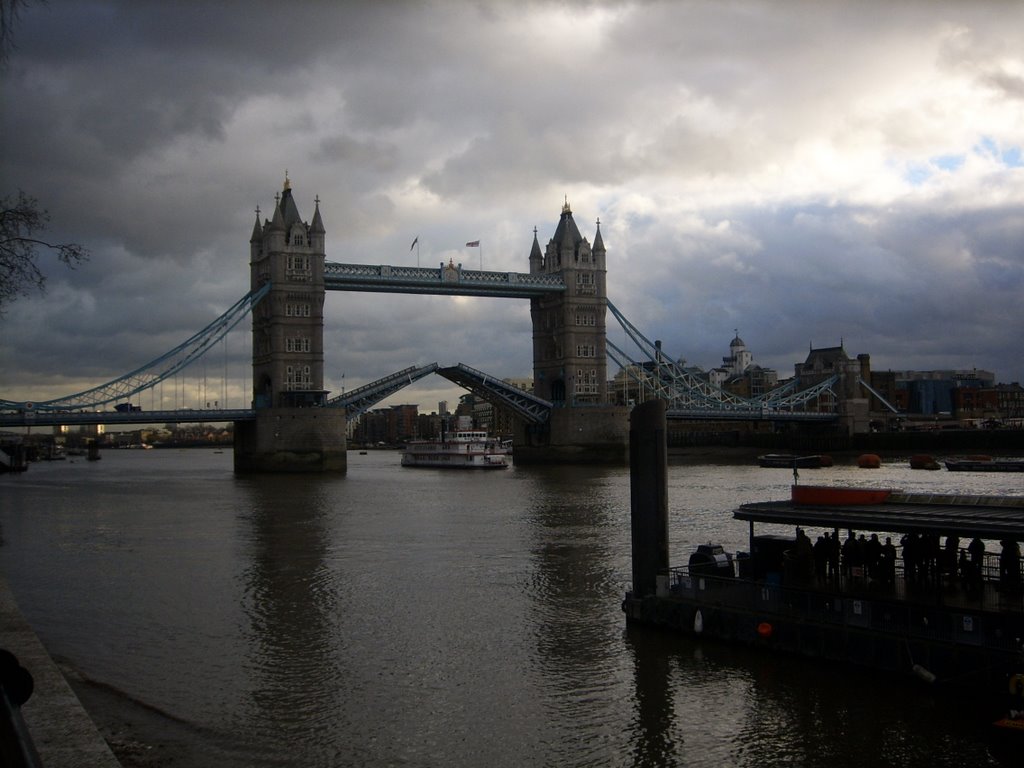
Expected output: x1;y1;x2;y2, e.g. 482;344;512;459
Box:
3;0;1024;409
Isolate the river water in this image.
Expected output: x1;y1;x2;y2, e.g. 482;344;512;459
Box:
1;448;1022;767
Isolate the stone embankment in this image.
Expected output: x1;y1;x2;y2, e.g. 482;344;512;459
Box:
1;577;121;767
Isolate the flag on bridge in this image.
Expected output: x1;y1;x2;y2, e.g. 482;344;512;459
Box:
465;240;479;247
410;236;418;251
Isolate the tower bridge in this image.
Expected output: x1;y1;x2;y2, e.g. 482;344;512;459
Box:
2;178;867;472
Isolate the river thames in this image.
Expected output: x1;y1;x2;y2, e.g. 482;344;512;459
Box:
1;448;1022;767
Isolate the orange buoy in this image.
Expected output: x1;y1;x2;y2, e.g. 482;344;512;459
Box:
857;453;881;469
909;454;940;470
757;621;773;639
819;454;834;467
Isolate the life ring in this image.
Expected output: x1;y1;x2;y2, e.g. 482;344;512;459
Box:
1010;673;1024;696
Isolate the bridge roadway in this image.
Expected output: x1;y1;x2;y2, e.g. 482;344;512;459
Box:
0;404;836;430
667;408;835;422
0;408;256;428
324;262;566;298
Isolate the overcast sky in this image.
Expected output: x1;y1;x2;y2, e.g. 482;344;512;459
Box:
2;0;1022;414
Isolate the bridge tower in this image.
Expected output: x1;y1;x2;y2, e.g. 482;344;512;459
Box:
234;177;346;473
519;201;628;463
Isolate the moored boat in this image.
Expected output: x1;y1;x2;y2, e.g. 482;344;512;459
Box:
624;482;1024;698
757;453;830;469
401;430;510;469
946;458;1024;472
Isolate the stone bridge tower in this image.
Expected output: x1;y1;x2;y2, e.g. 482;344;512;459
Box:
249;177;327;408
234;177;346;473
520;200;627;464
530;199;608;404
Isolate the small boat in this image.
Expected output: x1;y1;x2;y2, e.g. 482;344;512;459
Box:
758;453;829;469
401;430;510;469
945;458;1024;472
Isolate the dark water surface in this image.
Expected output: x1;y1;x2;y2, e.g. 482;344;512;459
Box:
2;449;1021;767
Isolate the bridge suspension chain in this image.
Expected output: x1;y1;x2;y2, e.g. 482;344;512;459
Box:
606;300;756;409
1;283;270;412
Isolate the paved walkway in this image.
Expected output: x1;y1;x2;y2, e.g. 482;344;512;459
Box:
0;577;120;767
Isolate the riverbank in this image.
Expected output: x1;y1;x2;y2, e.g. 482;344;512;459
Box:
61;663;237;767
0;577;120;767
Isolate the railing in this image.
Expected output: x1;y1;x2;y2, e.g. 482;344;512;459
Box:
323;262;565;297
669;559;1024;649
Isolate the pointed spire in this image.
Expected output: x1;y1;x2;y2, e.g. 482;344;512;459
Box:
250;206;262;243
529;226;543;266
270;194;285;231
553;198;583;251
593;217;605;253
310;194;325;234
278;181;301;228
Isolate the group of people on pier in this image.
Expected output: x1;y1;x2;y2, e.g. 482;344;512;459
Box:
791;528;1022;596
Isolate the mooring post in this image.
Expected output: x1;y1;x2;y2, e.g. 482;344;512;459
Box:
629;399;669;598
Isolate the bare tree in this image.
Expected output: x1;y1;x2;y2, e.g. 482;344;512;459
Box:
0;190;89;314
1;0;28;65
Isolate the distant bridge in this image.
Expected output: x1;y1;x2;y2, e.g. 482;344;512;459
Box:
1;264;849;429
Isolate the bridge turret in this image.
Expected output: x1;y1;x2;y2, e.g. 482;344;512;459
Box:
529;227;543;274
592;218;606;270
309;197;325;252
249;211;263;264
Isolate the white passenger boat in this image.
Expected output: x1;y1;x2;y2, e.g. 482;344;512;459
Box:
401;430;510;469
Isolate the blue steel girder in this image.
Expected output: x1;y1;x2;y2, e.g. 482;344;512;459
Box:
858;377;901;414
762;375;840;411
328;363;440;419
0;284;270;413
606;301;755;410
436;363;551;424
606;338;754;411
609;336;840;418
324;262;566;298
756;377;801;405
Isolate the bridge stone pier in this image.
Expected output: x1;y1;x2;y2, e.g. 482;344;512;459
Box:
514;405;629;465
234;177;346;473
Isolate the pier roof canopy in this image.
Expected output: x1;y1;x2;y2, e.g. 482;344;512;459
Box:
737;493;1024;540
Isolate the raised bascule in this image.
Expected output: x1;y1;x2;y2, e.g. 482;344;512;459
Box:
1;177;874;473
